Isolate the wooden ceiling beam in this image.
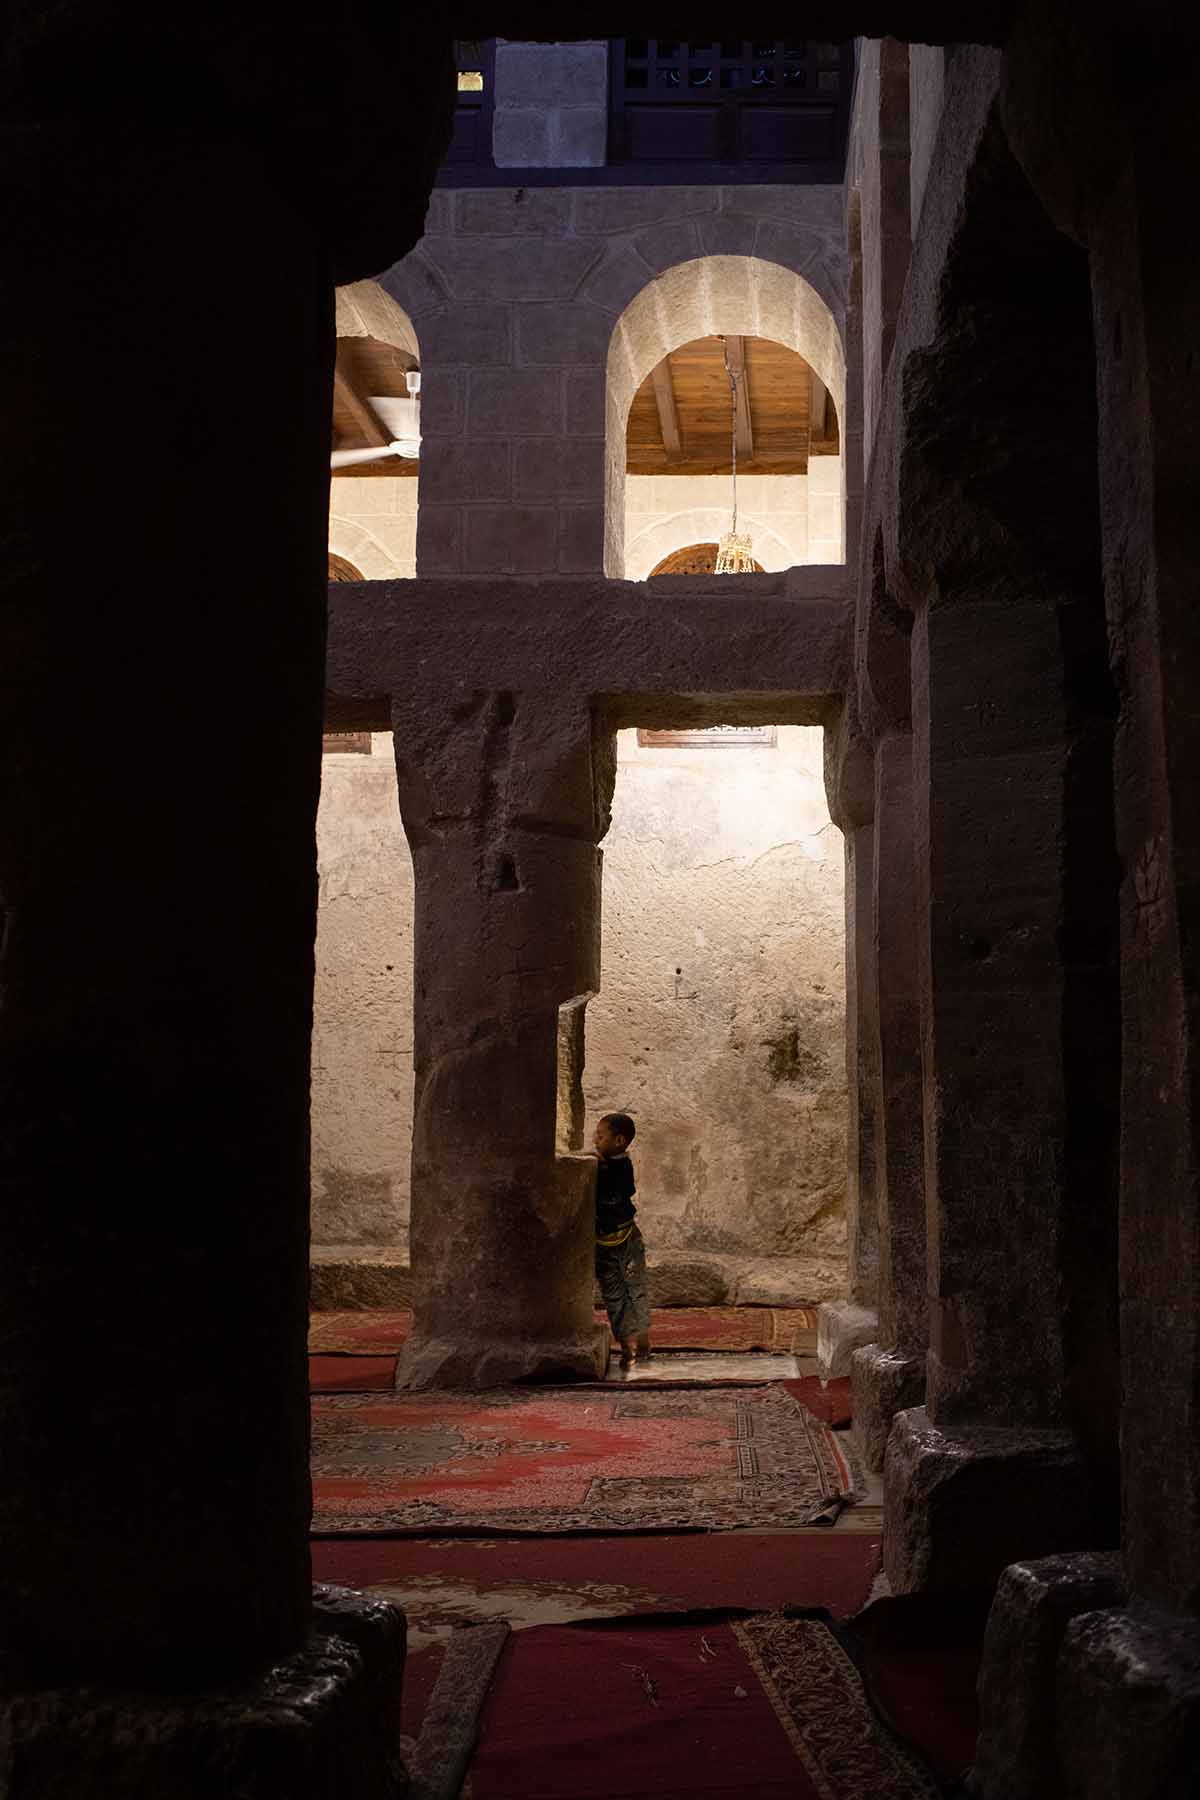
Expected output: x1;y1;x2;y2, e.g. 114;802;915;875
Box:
725;335;754;463
809;368;830;448
334;345;389;449
650;355;683;463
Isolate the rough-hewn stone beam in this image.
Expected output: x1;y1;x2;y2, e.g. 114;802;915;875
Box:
325;570;850;722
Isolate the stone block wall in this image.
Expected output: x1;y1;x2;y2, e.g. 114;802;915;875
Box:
493;41;609;169
379;186;847;578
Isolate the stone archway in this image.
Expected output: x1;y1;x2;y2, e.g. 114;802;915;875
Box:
605;255;847;576
330;279;421;578
628;513;794;580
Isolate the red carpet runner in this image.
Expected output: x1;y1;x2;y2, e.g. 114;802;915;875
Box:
467;1613;945;1799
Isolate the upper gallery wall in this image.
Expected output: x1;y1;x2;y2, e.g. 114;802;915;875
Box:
377;190;848;578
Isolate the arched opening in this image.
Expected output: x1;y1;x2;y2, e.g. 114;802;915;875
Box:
606;256;847;577
647;543;766;576
314;285;420;1264
329;280;421;579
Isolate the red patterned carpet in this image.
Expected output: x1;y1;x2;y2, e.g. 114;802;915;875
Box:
307;1305;817;1357
311;1533;883;1745
310;1384;856;1535
467;1613;944;1799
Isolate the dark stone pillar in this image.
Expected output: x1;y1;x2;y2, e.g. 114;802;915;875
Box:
885;594;1115;1591
1;13;452;1789
852;732;926;1470
883;96;1120;1597
392;691;610;1389
992;13;1200;1791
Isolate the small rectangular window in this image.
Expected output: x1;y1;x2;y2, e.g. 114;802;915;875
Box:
322;733;372;756
637;726;777;749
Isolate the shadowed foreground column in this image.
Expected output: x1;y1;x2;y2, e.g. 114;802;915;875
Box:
884;597;1116;1594
0;130;422;1800
393;690;610;1389
852;732;926;1470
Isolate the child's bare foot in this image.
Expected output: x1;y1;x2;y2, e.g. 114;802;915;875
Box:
636;1334;652;1362
618;1340;636;1368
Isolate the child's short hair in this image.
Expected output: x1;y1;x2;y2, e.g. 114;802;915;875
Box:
602;1111;636;1143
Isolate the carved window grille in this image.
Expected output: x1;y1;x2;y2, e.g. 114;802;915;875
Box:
610;38;852;170
446;39;496;167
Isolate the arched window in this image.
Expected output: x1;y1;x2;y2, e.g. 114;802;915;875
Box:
649;543;765;576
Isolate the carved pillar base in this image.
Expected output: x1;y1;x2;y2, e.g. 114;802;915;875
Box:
851;1342;925;1472
970;1552;1125;1800
884;1409;1097;1594
1055;1608;1200;1800
0;1589;407;1800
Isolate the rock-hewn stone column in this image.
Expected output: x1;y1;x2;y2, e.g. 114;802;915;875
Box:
852;733;926;1469
885;596;1115;1591
392;690;611;1389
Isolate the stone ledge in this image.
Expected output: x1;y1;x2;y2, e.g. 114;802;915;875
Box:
972;1552;1126;1800
1056;1608;1200;1800
851;1343;925;1472
311;1247;848;1312
884;1408;1099;1595
0;1587;407;1800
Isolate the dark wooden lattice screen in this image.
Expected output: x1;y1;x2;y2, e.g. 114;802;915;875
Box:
610;39;853;171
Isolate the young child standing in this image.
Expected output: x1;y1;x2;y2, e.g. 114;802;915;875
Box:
593;1112;652;1368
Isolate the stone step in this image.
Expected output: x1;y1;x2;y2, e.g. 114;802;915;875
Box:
311;1245;847;1312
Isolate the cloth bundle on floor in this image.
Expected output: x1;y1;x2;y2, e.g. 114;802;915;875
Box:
310;1383;857;1536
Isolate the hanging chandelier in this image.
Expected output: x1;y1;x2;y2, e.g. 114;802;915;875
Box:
715;341;756;574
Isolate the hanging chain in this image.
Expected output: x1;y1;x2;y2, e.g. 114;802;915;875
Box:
725;340;739;534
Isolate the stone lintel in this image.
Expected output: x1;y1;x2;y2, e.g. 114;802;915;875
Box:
884;1408;1098;1594
326;573;849;716
850;1342;925;1472
1056;1607;1200;1800
817;1299;879;1378
971;1552;1126;1800
0;1588;407;1800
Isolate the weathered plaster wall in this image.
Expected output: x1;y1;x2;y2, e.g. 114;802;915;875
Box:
623;457;843;578
583;727;847;1260
312;734;414;1246
311;722;847;1264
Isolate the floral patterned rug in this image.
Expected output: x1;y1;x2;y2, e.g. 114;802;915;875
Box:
310;1383;857;1536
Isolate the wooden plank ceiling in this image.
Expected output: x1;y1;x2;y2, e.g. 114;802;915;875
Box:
332;334;418;477
626;333;838;476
